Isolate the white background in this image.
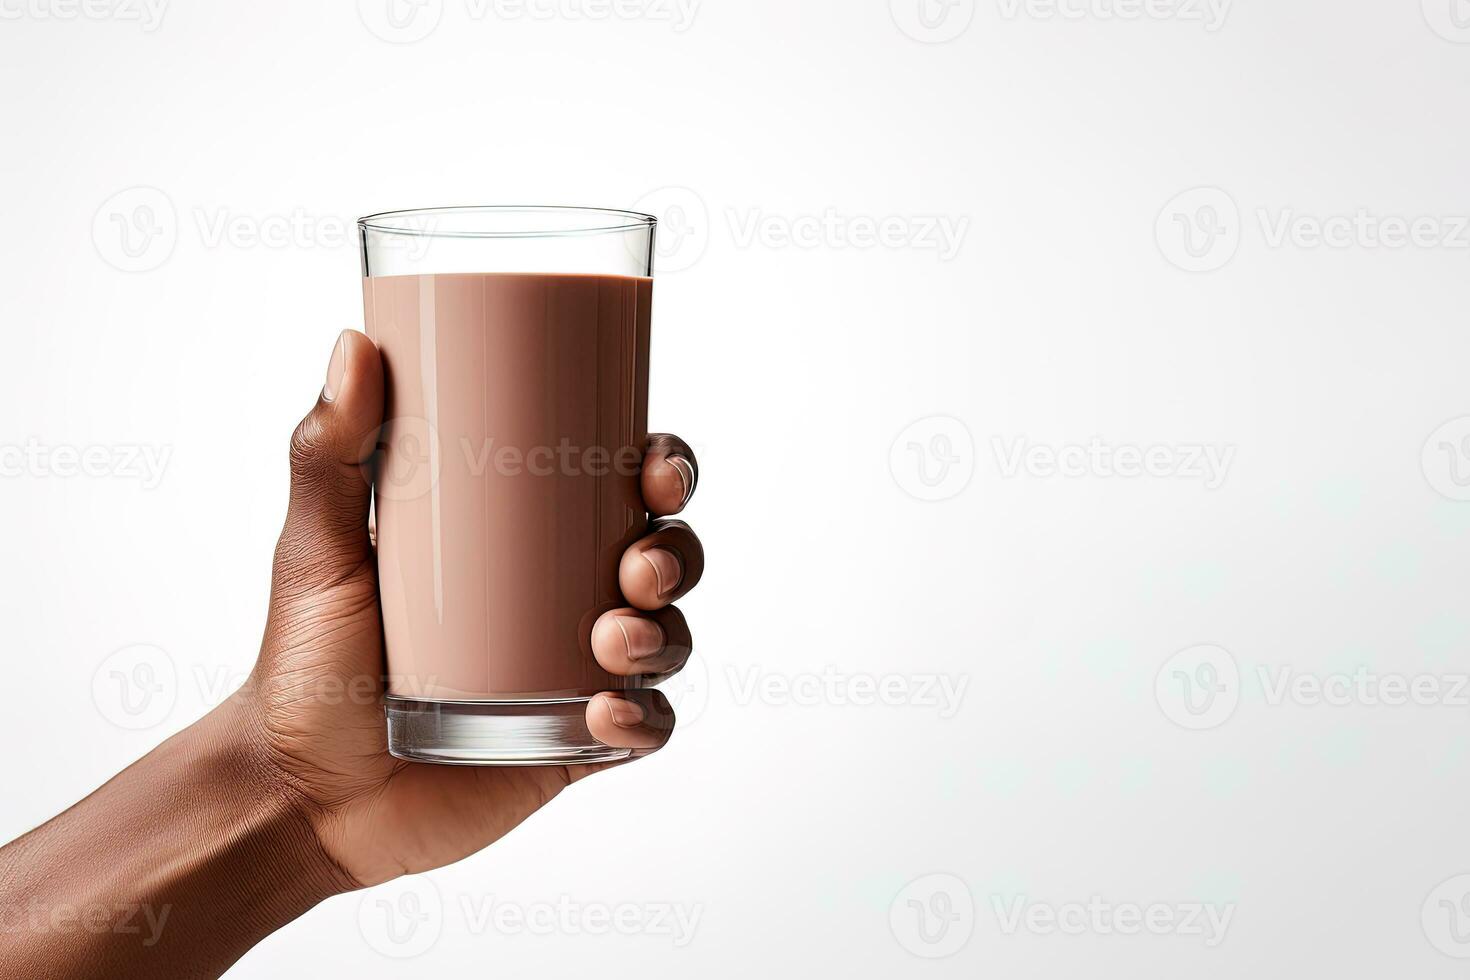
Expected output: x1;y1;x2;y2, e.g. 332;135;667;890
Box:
4;0;1470;976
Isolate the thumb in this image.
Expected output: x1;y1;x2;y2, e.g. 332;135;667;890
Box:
274;330;384;591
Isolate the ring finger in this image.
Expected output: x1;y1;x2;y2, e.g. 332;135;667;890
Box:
590;604;693;679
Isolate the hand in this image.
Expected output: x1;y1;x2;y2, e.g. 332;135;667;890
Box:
230;329;702;888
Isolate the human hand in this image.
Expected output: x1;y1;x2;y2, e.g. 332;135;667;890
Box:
229;329;703;888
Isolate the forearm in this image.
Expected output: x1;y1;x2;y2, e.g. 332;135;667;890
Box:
0;700;355;979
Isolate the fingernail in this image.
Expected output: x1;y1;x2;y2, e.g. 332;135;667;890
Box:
604;697;646;729
615;616;666;662
667;454;696;509
642;548;683;599
322;334;347;403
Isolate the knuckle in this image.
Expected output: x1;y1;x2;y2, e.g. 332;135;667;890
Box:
288;413;328;480
646;433;695;464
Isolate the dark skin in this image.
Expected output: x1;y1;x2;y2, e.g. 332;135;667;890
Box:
0;330;703;978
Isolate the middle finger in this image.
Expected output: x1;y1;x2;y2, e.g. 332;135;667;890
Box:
618;518;704;611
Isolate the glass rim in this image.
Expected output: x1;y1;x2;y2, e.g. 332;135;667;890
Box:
358;205;657;240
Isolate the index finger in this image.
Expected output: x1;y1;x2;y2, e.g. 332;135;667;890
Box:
642;433;698;517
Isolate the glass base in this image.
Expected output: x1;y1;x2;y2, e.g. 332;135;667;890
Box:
385;696;633;766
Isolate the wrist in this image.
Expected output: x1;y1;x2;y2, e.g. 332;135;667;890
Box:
0;697;359;979
99;698;359;973
198;695;362;907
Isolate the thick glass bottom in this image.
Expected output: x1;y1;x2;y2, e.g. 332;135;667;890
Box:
385;695;633;766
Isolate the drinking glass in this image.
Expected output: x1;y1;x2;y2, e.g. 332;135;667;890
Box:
359;206;656;765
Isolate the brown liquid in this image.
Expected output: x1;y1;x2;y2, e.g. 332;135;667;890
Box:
363;272;651;700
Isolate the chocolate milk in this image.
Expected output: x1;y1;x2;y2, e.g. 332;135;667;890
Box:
363;272;652;700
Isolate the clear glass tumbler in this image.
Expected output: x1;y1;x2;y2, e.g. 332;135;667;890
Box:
358;206;656;765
